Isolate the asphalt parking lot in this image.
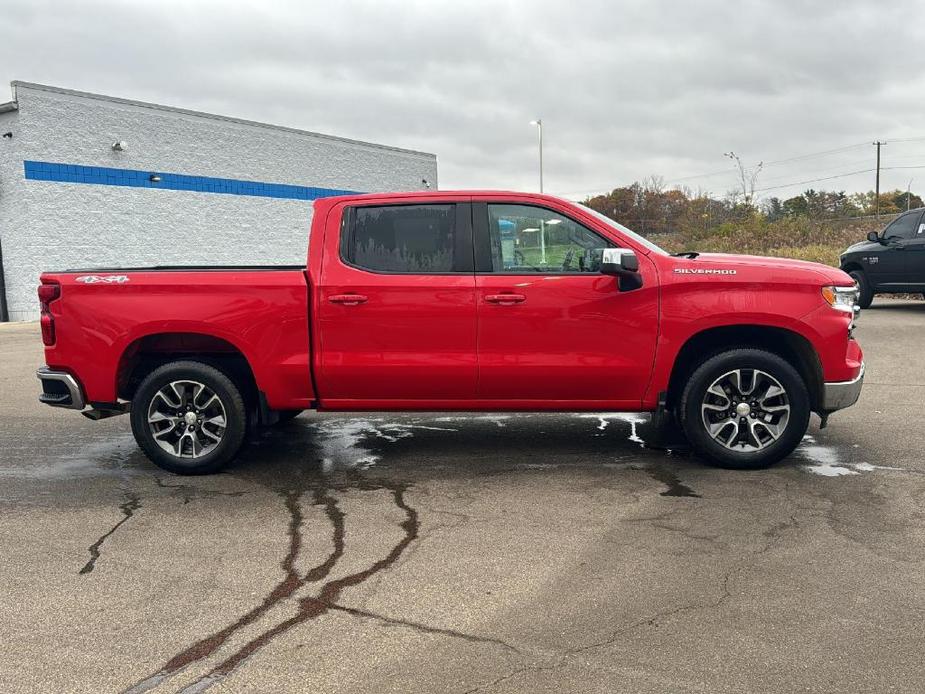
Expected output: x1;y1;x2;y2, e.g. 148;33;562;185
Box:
2;300;924;694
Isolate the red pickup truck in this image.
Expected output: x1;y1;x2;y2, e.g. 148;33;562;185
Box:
36;191;864;474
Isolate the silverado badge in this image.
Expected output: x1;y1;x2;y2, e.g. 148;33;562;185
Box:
673;268;737;275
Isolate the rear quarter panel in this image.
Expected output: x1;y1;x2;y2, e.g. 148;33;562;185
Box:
42;270;312;408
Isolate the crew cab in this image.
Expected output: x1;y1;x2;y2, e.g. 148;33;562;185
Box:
36;191;865;474
840;207;925;308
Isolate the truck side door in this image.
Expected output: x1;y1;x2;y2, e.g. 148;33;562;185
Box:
315;199;477;406
472;200;659;408
900;211;925;291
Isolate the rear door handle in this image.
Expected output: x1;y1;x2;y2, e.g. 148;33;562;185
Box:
485;294;526;304
328;294;368;305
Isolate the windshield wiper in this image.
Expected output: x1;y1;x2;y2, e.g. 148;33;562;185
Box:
672;251;700;258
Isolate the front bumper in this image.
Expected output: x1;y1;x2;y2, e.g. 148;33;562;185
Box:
36;367;86;410
822;362;865;412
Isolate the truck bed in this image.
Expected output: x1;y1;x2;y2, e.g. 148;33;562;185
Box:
39;267;313;410
58;265;305;272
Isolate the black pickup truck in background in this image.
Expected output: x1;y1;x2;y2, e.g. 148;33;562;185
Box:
840;207;925;308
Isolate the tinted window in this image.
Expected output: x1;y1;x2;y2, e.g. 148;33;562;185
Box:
488;204;612;273
347;205;456;273
882;211;922;241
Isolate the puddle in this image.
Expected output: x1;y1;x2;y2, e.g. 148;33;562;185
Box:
797;435;903;477
578;413;646;445
432;415;512;428
646;466;701;498
0;434;142;480
311;419;458;471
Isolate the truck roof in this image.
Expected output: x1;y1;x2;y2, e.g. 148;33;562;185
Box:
321;190;570;203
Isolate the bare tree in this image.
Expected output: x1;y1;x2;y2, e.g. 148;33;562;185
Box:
724;151;763;206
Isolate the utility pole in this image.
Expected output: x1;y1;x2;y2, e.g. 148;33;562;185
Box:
907;178;914;211
873;141;886;221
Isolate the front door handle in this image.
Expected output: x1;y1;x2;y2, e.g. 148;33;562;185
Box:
485;294;526;304
329;294;368;306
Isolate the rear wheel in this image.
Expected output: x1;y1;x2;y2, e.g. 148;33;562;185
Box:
679;349;810;469
130;361;247;475
849;270;873;309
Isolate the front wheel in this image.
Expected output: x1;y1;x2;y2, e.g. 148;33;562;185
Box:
679;349;810;469
130;361;247;475
849;270;873;309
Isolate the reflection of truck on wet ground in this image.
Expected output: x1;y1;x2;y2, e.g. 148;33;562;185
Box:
38;191;864;474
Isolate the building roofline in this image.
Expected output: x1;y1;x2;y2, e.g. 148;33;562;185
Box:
10;81;435;159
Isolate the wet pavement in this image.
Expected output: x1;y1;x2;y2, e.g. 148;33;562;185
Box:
2;299;925;693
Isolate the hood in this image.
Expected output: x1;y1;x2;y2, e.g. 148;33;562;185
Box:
687;252;851;284
842;239;880;255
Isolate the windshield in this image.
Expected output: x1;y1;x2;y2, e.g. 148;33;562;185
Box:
577;204;669;256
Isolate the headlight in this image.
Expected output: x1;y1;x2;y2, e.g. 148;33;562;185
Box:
821;285;859;314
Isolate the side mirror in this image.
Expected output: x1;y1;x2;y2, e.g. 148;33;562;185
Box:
600;248;639;275
867;230;881;244
600;248;643;292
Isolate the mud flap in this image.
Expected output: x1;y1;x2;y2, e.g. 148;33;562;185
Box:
642;396;690;450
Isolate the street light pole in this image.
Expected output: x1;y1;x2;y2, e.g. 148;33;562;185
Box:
529;119;545;263
529;119;543;193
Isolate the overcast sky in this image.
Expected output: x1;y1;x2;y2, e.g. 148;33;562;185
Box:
3;0;924;201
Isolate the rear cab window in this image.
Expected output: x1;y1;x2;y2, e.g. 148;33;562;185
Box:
341;204;472;273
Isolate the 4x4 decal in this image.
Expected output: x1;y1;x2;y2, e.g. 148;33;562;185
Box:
75;275;130;284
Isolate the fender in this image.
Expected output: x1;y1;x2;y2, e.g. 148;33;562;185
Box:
643;311;821;408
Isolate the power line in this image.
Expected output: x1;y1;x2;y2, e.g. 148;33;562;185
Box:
666;138;925;187
760;141;870;167
882;164;925;170
752;164;925;195
752;169;874;193
756;157;875;184
882;135;925;144
562;141;879;194
665;141;871;185
556;139;925;200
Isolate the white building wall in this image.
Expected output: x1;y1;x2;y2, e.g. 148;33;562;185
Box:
0;82;438;321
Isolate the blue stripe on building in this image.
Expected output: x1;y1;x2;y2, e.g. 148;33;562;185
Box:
23;161;359;200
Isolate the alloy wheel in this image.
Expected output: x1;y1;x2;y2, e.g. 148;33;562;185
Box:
147;380;227;458
700;368;790;452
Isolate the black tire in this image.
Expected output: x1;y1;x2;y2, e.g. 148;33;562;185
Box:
678;349;810;470
849;270;873;309
130;360;247;475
